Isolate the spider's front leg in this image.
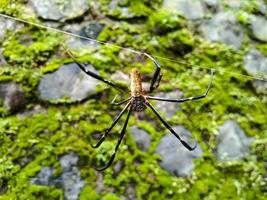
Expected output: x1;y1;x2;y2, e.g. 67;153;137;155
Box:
110;95;132;106
147;69;214;103
62;45;128;94
143;53;162;93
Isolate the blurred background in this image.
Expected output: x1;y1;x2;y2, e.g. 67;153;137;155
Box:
0;0;266;199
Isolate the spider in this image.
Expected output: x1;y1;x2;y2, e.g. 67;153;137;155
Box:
63;47;214;171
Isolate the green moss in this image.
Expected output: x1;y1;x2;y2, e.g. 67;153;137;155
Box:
147;9;185;35
0;0;266;199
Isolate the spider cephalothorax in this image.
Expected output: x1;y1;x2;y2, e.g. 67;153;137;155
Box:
64;47;214;171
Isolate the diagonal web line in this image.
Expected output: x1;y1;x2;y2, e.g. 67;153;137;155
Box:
0;13;266;82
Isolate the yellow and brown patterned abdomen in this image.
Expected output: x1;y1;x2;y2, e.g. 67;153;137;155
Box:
131;68;143;97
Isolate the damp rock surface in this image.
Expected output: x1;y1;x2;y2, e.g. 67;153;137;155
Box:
250;15;267;42
30;0;89;21
163;0;205;20
0;49;7;66
0;83;26;113
243;49;267;92
31;167;54;186
130;126;151;152
216;120;254;161
199;12;244;49
154;90;183;119
155;126;203;177
64;22;104;50
38;63;99;102
0;17;22;41
30;152;85;200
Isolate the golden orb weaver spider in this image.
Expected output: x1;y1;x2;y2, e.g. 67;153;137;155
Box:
63;47;214;171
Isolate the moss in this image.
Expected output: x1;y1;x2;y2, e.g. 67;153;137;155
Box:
0;0;266;199
147;9;185;35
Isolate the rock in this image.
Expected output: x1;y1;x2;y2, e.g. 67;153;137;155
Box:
130;126;151;152
0;83;26;113
80;22;104;40
30;167;54;186
38;63;99;102
64;22;103;50
111;71;130;85
17;105;47;119
0;49;7;66
155;126;202;177
203;0;219;7
30;0;89;21
216;120;254;161
58;153;85;200
0;17;22;41
30;152;85;200
60;152;79;170
250;15;267;42
163;0;205;20
154;90;183;119
199;12;244;49
223;0;243;9
125;184;136;200
113;160;125;177
108;0;135;19
243;49;267;92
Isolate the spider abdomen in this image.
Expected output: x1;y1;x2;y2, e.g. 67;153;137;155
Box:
131;96;147;112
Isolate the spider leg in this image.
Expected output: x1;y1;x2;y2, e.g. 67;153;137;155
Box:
146;101;197;151
62;45;128;94
147;69;214;103
91;102;131;148
143;53;162;93
111;95;132;106
95;105;132;171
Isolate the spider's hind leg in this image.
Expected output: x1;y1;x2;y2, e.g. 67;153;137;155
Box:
90;102;131;148
94;106;132;171
146;101;197;151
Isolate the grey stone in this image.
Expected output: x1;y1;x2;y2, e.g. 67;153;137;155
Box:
38;63;99;102
0;17;22;41
111;71;130;85
154;90;183;119
0;83;26;113
60;152;79;171
30;167;54;186
108;0;135;19
0;49;7;66
199;12;244;49
250;15;267;42
125;184;136;200
155;126;202;177
130;126;151;152
163;0;205;20
216;120;254;161
243;49;267;92
80;22;104;40
30;152;85;200
223;0;243;9
64;22;103;50
31;0;89;21
203;0;219;7
58;153;85;200
17;105;47;119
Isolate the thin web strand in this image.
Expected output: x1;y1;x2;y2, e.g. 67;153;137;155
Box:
154;55;267;82
0;13;266;82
